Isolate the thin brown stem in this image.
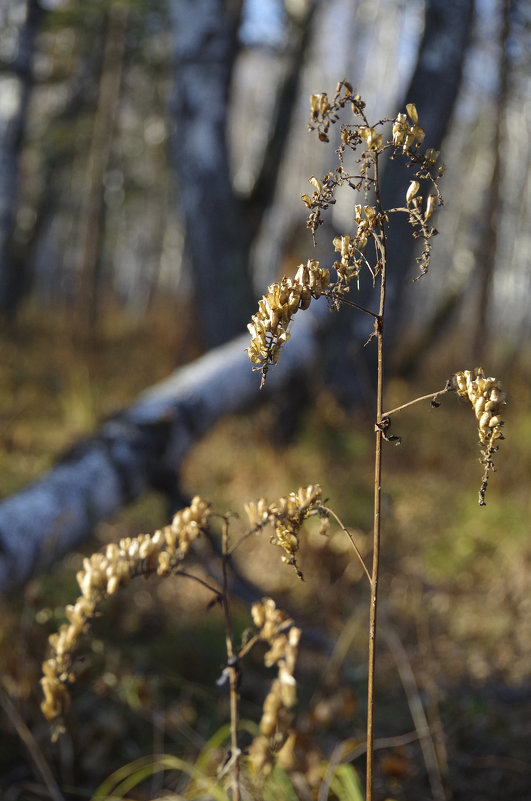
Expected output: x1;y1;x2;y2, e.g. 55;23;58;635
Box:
335;296;380;318
382;384;451;418
221;518;241;801
366;149;387;801
322;505;371;584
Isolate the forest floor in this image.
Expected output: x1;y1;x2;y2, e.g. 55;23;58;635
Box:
0;307;529;801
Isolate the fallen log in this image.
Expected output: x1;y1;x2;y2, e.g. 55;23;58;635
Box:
0;302;327;592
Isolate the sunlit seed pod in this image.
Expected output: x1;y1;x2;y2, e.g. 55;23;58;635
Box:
406;103;418;123
479;411;491;430
476;377;488;394
269;307;279;330
406;181;420;204
413;124;425;144
403;132;415;152
251;602;266;628
107;575;120;595
299;287;312;309
474;397;486;415
425;193;436;220
489;416;501;428
278;285;289;305
309;175;322;192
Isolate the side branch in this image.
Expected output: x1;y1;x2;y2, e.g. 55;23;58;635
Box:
382;383;451;418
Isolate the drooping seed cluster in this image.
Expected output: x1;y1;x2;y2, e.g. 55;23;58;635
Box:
247;261;330;387
40;497;210;739
453;368;506;446
452;368;506;505
245;484;325;579
248;598;301;777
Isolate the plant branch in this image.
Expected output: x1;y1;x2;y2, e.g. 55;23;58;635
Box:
366;147;387;801
322;506;371;584
382;383;452;418
335;296;380;318
221;518;241;801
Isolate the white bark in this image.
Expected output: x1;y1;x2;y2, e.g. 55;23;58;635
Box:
0;301;327;592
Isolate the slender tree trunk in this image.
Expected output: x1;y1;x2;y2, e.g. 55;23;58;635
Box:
0;299;328;593
76;4;127;329
472;0;509;360
167;0;255;347
0;0;44;317
380;0;475;341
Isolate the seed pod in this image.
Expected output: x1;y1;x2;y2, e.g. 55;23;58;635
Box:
299;286;311;309
406;181;420;204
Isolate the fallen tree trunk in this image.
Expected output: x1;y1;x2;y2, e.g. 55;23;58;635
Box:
0;303;327;593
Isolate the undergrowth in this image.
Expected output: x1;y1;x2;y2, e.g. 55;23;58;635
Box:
26;84;518;801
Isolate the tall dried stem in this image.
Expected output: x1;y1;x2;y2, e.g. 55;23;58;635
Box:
221;517;241;801
366;150;387;801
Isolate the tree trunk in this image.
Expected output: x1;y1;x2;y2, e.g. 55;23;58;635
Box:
76;4;127;329
167;0;255;347
0;300;328;593
472;0;509;361
0;0;44;317
380;0;476;342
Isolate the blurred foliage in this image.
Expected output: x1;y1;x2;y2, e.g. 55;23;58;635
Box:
1;309;529;799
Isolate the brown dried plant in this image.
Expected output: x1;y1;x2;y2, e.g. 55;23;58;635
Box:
247;82;507;801
39;84;508;801
40;488;325;799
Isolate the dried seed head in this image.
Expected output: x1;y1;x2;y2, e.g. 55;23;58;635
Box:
40;498;211;738
452;368;507;504
247;263;330;386
248;598;301;777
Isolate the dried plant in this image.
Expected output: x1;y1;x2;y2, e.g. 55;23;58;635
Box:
39;83;508;801
247;81;507;801
40;488;321;799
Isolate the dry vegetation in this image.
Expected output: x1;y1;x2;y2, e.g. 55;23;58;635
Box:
0;307;529;800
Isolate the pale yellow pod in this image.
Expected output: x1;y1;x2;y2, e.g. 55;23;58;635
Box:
479;411;491;430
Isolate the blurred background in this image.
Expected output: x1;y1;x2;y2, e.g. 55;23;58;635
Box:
0;0;530;800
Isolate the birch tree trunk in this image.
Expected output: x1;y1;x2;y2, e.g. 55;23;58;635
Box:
380;0;476;341
0;0;43;316
167;0;255;347
0;301;327;593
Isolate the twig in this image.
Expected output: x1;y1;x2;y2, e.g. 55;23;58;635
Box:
220;517;241;801
322;506;371;584
335;296;380;318
382;383;452;418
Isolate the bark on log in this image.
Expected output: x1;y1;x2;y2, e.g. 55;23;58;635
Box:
0;301;327;593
